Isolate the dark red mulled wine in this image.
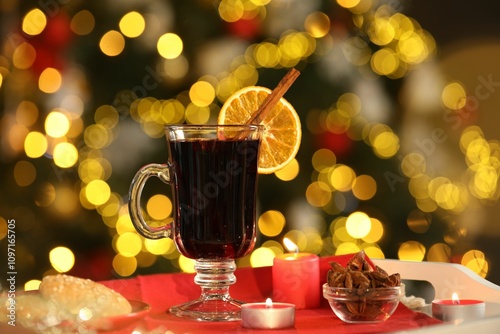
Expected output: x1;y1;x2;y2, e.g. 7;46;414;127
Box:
168;138;260;260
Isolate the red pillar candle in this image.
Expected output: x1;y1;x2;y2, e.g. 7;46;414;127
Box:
272;253;320;309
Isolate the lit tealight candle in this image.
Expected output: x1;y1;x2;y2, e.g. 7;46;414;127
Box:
241;298;295;329
272;238;320;309
432;292;485;323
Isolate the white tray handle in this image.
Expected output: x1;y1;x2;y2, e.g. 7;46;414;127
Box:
371;258;500;302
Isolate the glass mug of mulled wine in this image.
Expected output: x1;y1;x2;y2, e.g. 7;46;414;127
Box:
128;124;262;321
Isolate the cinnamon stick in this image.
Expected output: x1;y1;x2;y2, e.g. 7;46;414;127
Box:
246;68;300;124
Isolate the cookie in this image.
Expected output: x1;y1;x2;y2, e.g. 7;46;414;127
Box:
39;274;132;319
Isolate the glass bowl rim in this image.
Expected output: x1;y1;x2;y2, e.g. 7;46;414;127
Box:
322;282;405;295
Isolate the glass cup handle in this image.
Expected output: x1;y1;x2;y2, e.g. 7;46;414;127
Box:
129;163;172;240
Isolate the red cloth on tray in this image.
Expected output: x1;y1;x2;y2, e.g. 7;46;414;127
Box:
101;254;442;333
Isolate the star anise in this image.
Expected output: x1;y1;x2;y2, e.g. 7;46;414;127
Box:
327;251;400;289
347;251;372;271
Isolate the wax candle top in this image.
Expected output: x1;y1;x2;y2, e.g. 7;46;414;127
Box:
277;252;318;261
244;304;295;309
242;300;295;310
433;299;484;306
279;238;318;260
432;292;484;306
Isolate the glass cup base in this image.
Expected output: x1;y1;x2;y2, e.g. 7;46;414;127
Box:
169;295;243;321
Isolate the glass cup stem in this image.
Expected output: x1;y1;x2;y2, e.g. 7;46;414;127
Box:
169;259;243;321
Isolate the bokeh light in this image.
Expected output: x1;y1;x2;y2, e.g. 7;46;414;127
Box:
144;238;175;255
13;43;36;69
53;142;78;168
189;81;215;107
24;131;47;158
427;243;451;262
71;10;95;35
462;250;488;278
38;68;62;93
442;82;467;110
312;149;336;171
157;33;183;59
345;211;371;239
22;8;47;36
398;241;426;261
45;111;71;138
275;159;299;181
250;247;275;267
100;30;126;56
85;180;111;206
305;12;330;38
119;11;146;38
178;255;196;273
115;232;142;257
49;246;75;273
363;218;384;243
258;210;286;237
16;101;39;127
146;194;172;221
352;175;377;200
113;254;137;277
337;0;361;9
14;161;36;187
24;280;42;291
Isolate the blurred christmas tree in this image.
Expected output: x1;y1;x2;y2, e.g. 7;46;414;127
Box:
0;0;495;289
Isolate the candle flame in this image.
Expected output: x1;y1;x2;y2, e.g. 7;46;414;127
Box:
452;292;460;305
265;298;273;308
283;238;299;253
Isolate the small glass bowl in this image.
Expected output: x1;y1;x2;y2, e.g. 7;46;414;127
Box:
323;283;405;323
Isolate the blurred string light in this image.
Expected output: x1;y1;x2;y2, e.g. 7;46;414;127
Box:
157;33;183;59
24;280;42;291
71;10;95;36
99;30;125;57
38;67;62;93
49;246;75;273
22;8;46;36
0;0;492;283
119;11;146;38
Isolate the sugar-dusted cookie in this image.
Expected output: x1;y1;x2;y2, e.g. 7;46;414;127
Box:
39;274;132;319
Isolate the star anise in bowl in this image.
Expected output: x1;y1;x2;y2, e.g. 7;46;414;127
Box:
323;251;404;323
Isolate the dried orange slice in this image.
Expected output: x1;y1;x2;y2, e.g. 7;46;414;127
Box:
218;86;301;174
